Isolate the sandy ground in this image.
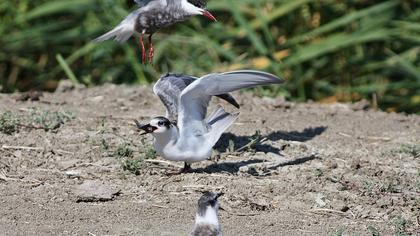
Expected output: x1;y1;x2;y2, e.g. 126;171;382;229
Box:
0;83;419;236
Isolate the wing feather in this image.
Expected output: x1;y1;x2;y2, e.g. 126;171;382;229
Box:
206;108;239;147
178;70;283;134
154;73;240;122
134;0;155;7
153;74;197;122
94;0;167;43
94;9;141;43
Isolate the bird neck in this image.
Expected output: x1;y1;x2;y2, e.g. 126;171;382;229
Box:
195;206;219;227
152;126;179;147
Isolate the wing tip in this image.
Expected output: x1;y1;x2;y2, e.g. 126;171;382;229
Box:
225;70;284;84
216;93;240;109
93;33;114;43
230;99;240;108
92;35;106;42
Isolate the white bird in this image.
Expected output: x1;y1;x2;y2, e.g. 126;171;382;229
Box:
135;70;283;173
189;192;223;236
94;0;217;63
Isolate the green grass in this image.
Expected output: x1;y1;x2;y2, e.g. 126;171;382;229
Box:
386;143;420;158
398;143;420;158
313;168;324;178
392;216;410;236
0;109;75;134
113;140;156;175
0;0;419;113
0;111;19;135
367;225;381;236
120;146;156;175
30;110;75;131
114;142;134;159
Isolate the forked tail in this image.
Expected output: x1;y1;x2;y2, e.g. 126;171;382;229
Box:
206;105;239;147
94;10;140;43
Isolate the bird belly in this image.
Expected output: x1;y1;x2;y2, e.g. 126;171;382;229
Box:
156;141;212;163
136;11;189;34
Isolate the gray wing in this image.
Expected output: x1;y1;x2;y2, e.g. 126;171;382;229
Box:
153;73;239;122
94;0;166;42
134;0;154;7
153;73;196;122
178;70;283;135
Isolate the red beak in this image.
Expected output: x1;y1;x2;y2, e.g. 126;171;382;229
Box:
202;10;217;22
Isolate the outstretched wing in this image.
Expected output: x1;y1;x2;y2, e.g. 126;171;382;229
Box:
153;74;196;122
153;73;240;123
178;70;283;134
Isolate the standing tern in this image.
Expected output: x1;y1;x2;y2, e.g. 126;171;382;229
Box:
94;0;217;64
189;192;223;236
135;70;283;173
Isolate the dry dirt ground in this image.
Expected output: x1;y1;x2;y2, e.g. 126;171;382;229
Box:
0;83;419;236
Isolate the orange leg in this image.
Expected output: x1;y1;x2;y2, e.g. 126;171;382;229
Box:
138;33;146;64
148;34;154;63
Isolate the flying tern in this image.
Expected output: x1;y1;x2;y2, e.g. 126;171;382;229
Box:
94;0;217;64
135;70;283;173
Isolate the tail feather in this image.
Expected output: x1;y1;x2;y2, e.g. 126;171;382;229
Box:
206;105;226;124
94;10;139;43
206;106;239;147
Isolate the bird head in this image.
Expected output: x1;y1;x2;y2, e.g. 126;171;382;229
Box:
197;191;224;215
135;117;172;135
181;0;217;21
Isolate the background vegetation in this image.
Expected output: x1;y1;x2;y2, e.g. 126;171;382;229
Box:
0;0;419;113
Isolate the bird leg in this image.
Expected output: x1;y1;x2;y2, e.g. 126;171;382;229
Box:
182;162;192;173
147;34;154;63
138;33;146;64
166;162;192;176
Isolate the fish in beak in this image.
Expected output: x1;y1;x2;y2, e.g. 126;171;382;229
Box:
134;120;157;135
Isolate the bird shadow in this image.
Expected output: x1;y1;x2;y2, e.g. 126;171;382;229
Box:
214;126;328;155
193;154;318;175
267;154;318;170
214;132;282;154
266;126;328;142
194;159;265;174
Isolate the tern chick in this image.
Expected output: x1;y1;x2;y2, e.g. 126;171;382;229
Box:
190;192;223;236
94;0;217;64
135;70;283;173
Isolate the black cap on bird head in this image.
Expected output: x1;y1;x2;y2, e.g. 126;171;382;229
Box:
189;0;207;9
187;0;217;21
197;191;224;216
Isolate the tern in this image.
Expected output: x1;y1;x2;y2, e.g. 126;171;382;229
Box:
135;70;283;173
94;0;217;64
189;192;223;236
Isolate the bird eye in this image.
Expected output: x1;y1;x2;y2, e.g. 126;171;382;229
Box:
158;121;164;126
